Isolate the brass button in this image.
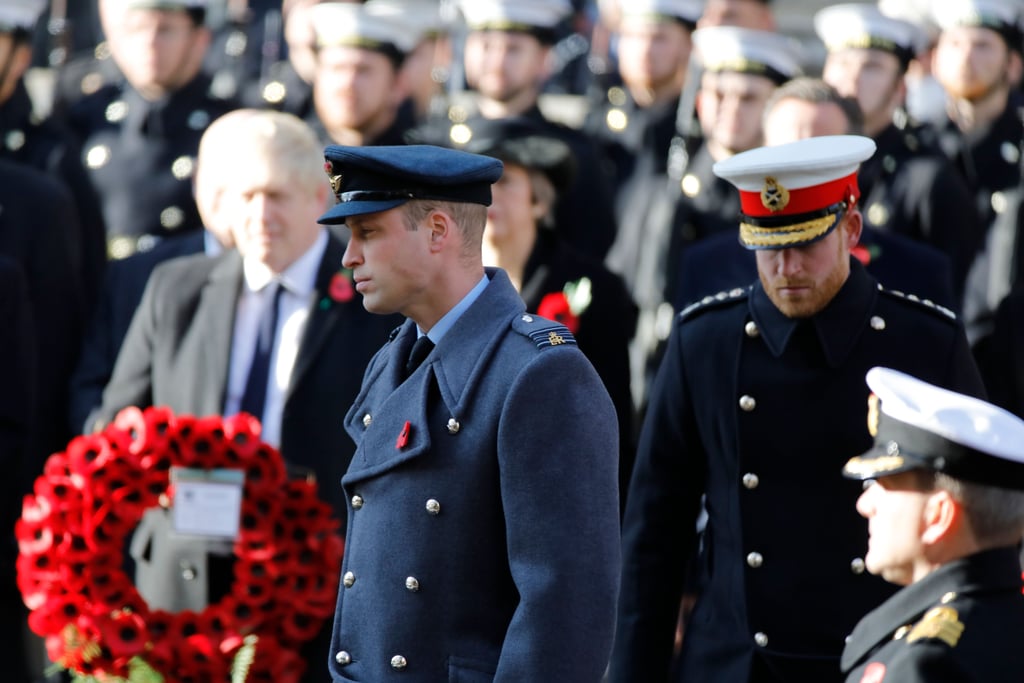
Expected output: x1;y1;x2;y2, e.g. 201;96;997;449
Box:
744;321;760;338
351;495;364;510
405;576;420;592
754;632;768;647
447;418;460;434
426;499;441;515
181;562;197;581
742;473;759;490
343;571;356;588
362;413;372;428
894;625;910;640
870;316;886;331
739;395;756;412
746;552;763;568
390;655;407;670
941;591;957;604
335;651;351;665
850;557;866;574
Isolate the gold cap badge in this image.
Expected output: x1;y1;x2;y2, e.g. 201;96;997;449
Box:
761;176;790;212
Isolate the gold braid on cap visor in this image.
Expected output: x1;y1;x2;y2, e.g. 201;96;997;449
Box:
738;199;853;249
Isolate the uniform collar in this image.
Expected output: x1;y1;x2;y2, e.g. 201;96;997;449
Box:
395;268;525;418
840;546;1024;672
750;258;877;368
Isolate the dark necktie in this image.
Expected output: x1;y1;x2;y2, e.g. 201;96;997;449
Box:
404;335;435;380
240;282;284;421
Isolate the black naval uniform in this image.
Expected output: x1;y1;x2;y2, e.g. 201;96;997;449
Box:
841;547;1024;683
859;123;983;303
1;79;107;309
937;95;1024;341
611;259;985;683
606;137;738;415
67;72;237;259
242;58;313;119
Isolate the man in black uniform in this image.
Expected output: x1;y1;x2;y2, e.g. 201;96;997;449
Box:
412;0;618;260
930;0;1024;343
304;2;418;148
816;3;983;306
67;0;237;261
841;366;1024;683
610;135;985;683
0;0;107;309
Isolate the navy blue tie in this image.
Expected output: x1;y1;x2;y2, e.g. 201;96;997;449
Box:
240;283;284;421
404;335;434;380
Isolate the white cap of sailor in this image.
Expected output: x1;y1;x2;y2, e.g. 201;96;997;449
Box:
877;0;940;44
842;367;1024;490
931;0;1024;51
311;2;420;57
618;0;705;30
366;0;450;40
692;26;803;85
815;3;928;68
457;0;573;44
0;0;45;32
712;134;876;250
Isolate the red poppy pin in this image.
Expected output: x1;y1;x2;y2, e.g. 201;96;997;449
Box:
329;268;355;303
536;277;592;335
396;421;411;449
851;243;877;266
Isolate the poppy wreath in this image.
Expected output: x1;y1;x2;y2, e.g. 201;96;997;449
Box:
16;406;344;683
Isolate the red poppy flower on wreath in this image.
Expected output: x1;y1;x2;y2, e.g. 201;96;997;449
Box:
17;406;343;683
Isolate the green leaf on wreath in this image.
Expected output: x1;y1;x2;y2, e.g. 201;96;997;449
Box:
231;634;259;683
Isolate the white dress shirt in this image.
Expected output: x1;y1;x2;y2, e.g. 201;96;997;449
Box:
224;230;329;447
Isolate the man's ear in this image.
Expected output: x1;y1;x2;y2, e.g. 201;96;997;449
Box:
426;209;453;252
844;208;863;248
921;489;959;546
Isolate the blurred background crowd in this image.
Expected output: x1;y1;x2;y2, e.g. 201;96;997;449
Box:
4;0;1024;680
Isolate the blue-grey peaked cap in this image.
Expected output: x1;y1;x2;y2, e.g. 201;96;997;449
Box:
319;145;505;224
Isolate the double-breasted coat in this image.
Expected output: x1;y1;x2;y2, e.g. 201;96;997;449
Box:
841;547;1024;683
330;268;621;682
610;260;986;683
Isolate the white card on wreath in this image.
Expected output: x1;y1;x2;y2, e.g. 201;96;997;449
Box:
170;467;245;539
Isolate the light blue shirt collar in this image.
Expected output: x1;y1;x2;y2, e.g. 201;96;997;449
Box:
421;273;489;344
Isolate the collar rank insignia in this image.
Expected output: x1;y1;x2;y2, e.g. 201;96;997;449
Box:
761;176;790;213
906;606;964;648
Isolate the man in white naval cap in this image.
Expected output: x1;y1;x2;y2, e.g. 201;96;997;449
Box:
410;0;620;261
365;0;453;122
611;135;985;683
929;0;1024;345
307;1;420;148
815;3;983;305
841;366;1024;683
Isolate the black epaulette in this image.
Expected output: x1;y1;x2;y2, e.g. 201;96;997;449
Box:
511;313;578;349
877;283;956;321
678;287;749;322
